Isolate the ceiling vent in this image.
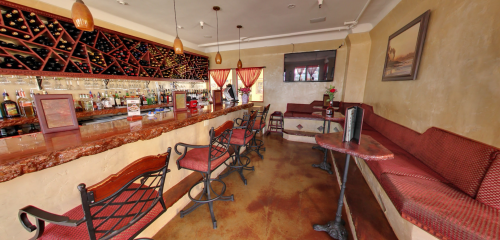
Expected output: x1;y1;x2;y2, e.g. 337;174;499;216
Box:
310;17;326;23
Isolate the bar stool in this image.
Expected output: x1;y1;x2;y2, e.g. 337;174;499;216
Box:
239;104;270;159
174;121;235;229
219;111;258;185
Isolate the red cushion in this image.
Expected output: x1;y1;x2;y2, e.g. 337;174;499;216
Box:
252;120;265;130
381;174;500;240
362;129;448;183
179;146;229;172
283;112;293;118
477;154;500;209
411;128;499;198
230;129;253;145
40;183;163;239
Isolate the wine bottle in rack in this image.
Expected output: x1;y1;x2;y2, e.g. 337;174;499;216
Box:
136;44;147;53
32;48;49;59
35;36;54;47
44;58;63;71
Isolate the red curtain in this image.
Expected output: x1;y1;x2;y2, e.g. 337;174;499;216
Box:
307;66;319;81
295;66;306;81
209;69;231;89
237;67;263;88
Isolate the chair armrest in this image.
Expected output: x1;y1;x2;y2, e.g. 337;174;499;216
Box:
174;142;209;169
19;205;83;239
234;117;247;126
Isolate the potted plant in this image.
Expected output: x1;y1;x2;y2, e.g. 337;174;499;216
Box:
325;85;336;115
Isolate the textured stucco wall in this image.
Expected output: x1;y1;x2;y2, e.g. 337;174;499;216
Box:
363;0;500;147
343;33;372;103
207;40;345;116
5;0;205;55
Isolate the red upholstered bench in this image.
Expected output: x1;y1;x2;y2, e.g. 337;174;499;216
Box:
354;104;500;240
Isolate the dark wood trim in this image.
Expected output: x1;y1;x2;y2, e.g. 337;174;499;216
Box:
382;10;431;81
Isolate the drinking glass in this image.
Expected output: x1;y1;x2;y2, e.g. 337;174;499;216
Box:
15;75;28;85
42;77;53;90
0;75;11;85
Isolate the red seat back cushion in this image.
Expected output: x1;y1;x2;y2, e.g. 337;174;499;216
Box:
286;104;314;113
41;183;163;239
230;129;253;146
412;128;499;197
477;154;500;209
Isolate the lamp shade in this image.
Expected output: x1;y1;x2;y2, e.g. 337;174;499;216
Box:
237;59;242;69
215;52;222;64
174;36;184;55
72;0;94;31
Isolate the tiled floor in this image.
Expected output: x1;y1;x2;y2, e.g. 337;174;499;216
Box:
154;133;395;240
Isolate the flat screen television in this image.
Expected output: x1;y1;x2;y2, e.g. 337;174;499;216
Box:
283;50;336;82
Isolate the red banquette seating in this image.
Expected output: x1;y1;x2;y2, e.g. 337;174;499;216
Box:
358;104;500;240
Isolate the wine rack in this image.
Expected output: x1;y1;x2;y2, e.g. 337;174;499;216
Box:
0;2;209;81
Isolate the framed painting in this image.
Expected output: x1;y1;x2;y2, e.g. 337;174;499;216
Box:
382;10;430;81
34;94;79;134
173;91;187;112
212;90;223;105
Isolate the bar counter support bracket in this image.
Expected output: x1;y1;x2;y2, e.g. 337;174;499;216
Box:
313;154;350;240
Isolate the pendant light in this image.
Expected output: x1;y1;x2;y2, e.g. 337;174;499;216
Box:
214;6;222;64
72;0;94;31
173;0;184;54
237;25;243;69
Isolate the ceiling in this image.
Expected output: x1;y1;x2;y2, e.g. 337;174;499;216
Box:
40;0;400;52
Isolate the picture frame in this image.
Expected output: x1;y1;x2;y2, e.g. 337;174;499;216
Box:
382;10;430;81
34;94;79;134
212;90;223;105
173;91;187;112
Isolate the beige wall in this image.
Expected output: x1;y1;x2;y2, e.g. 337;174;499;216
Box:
5;0;206;56
207;40;345;116
363;0;500;147
343;33;371;103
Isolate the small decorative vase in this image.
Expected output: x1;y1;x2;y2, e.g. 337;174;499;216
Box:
325;100;334;116
242;94;249;104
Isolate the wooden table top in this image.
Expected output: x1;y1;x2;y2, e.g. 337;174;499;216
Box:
315;132;394;161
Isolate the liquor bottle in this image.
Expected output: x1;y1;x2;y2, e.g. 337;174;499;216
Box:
74;95;82;112
95;92;103;110
107;91;115;108
18;89;35;117
30;89;37;115
28;124;39;133
84;94;93;111
89;91;97;110
102;91;111;109
1;90;21;118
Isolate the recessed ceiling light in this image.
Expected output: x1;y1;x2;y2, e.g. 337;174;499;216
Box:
204;35;212;38
288;4;296;9
177;25;184;29
310;17;326;23
116;0;128;5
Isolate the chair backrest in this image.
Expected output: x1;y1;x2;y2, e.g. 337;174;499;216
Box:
79;150;171;240
207;120;234;170
244;111;258;138
260;104;271;125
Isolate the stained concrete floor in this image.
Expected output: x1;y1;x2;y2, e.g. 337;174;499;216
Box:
154;134;385;240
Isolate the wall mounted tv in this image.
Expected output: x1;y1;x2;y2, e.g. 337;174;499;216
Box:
283;50;336;82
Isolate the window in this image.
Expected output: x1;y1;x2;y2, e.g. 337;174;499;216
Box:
209;69;233;91
294;67;306;81
237;69;264;102
306;65;319;81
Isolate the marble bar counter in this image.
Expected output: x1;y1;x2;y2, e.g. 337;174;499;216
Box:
0;103;253;183
0;103;174;129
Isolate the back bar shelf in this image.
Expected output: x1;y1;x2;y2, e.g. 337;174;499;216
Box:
0;1;209;82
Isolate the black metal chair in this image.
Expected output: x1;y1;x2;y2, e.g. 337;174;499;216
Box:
239;104;271;159
18;150;172;240
174;121;235;229
219;111;258;185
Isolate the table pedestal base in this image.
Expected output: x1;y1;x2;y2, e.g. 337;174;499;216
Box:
312;145;333;174
313;154;351;239
313;220;348;240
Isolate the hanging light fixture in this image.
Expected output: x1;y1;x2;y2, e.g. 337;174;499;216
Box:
72;0;94;31
173;0;184;54
237;25;243;69
214;6;222;64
